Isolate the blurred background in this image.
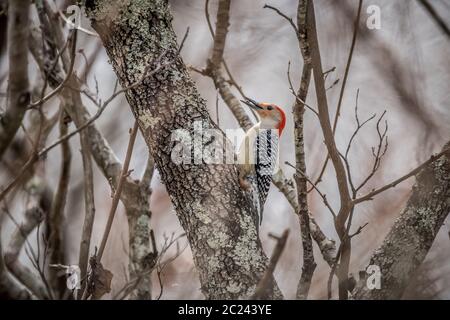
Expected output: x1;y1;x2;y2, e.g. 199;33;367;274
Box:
1;0;449;299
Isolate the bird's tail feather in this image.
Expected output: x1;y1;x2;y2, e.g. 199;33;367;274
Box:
247;175;263;230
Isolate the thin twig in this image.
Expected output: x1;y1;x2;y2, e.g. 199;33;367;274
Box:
178;27;190;53
353;147;450;204
287;61;318;116
29;29;77;108
417;0;450;38
307;0;363;193
263;4;299;35
286;162;336;218
97;121;139;261
333;0;363;134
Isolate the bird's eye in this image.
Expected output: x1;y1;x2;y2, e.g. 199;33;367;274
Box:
267;105;274;110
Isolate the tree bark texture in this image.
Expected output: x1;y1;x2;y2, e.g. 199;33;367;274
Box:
0;0;31;157
294;0;316;300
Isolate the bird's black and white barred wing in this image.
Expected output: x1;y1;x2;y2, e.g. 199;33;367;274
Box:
252;129;279;225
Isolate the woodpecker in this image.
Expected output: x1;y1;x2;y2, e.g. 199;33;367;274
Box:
238;98;286;227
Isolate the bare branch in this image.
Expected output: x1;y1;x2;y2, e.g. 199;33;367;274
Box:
209;0;230;67
271;170;336;266
28;29;77;109
286;162;336;219
97;121;139;261
349;222;368;238
141;154;155;188
333;0;363;134
204;0;254;130
48;110;72;295
178;27;190;53
292;0;316;299
263;4;299;35
251;230;289;300
305;0;352;240
0;0;31;157
353;146;449;204
354;111;388;192
76;88;97;299
417;0;450;38
307;0;363;194
287;61;318;116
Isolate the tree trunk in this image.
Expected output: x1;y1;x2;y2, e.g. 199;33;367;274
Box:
82;0;281;299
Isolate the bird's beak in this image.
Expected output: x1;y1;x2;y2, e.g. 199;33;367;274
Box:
241;98;263;111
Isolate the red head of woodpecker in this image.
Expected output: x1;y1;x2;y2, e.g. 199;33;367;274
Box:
241;98;286;135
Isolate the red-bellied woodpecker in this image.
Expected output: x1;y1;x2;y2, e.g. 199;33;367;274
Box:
238;98;286;227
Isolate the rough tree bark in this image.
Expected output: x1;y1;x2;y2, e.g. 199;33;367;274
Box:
354;142;450;299
0;0;31;158
81;0;281;299
0;233;31;299
294;0;316;300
